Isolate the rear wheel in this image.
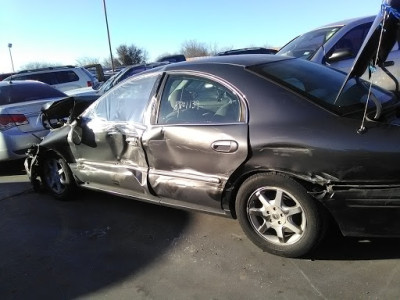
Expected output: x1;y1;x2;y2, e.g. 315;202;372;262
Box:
236;173;323;258
41;154;75;200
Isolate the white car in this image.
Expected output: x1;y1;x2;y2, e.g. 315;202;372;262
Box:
277;15;400;91
0;80;68;162
3;66;98;92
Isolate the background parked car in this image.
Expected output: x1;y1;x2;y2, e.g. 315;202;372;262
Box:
0;80;68;161
156;54;186;63
0;72;15;81
65;62;169;100
216;47;278;56
3;65;98;92
277;15;400;91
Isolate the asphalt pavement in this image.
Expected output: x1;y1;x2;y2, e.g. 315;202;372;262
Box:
1;160;400;299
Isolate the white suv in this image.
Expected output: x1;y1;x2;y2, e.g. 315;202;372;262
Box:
4;65;98;92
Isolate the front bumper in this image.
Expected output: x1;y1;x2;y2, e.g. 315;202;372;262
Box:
24;145;43;192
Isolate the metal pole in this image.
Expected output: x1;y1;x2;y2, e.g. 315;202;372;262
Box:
102;0;115;72
8;43;15;72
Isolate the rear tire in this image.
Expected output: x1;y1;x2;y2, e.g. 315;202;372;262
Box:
235;173;323;258
41;154;75;200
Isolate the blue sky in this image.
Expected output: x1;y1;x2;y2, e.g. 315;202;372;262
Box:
0;0;383;73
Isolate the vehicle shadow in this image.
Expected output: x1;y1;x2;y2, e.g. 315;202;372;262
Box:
0;159;26;176
310;227;400;261
2;184;400;298
0;189;191;299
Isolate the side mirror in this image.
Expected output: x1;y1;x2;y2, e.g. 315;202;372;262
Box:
326;49;354;63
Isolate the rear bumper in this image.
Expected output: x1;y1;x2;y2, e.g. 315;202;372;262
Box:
324;186;400;237
0;129;48;162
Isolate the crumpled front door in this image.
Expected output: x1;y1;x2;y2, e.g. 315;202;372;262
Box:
68;118;152;199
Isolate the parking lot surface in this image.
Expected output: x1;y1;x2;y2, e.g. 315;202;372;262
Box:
1;161;400;299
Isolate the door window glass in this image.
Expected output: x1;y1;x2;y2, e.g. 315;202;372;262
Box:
84;74;159;124
158;75;241;124
56;71;79;83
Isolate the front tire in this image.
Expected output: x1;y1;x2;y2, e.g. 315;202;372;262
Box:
41;154;75;200
235;173;323;258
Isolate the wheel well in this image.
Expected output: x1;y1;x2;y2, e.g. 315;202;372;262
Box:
227;170;331;220
38;147;64;162
35;147;72;181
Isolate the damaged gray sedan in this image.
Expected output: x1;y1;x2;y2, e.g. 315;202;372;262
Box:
25;1;400;257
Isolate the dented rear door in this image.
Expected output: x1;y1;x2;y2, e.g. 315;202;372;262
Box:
143;73;249;213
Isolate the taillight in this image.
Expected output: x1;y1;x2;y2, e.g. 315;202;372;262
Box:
0;114;29;131
87;81;93;87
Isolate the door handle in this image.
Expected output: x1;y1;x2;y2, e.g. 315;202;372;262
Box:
211;140;238;153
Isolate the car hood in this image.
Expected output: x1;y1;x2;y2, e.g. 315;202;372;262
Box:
338;0;400;97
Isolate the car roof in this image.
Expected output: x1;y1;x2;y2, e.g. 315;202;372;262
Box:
15;65;80;74
160;54;288;70
315;15;375;29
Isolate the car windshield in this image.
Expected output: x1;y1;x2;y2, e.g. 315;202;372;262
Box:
249;58;396;115
0;83;66;105
98;73;119;93
277;26;342;59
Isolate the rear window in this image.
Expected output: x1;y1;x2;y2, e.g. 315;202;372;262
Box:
81;68;96;81
0;83;66;105
249;58;395;115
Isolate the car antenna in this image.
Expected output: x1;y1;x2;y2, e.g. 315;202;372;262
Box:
358;7;389;134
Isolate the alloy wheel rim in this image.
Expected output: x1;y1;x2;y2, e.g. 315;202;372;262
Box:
44;158;66;194
247;186;306;246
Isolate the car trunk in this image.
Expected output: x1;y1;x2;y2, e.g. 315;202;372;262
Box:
1;99;59;133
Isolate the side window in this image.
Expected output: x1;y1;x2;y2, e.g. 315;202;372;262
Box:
56;71;79;83
84;74;159;124
328;22;372;60
13;73;57;85
37;73;57;85
157;75;241;125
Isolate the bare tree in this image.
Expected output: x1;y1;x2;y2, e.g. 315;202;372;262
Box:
116;44;148;65
75;57;100;66
102;57;122;69
207;43;233;56
19;62;61;71
180;40;209;58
